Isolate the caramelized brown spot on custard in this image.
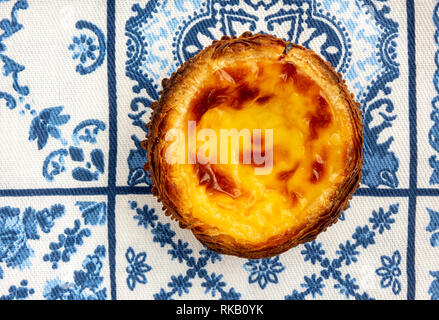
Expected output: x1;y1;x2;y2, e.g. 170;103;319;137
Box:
280;62;297;82
190;87;228;121
195;163;241;198
256;95;273;105
190;79;260;119
277;163;300;181
289;190;303;206
293;73;315;93
231;83;259;109
280;61;317;93
308;95;332;140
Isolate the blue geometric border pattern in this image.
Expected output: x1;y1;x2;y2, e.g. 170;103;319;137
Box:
174;0;351;73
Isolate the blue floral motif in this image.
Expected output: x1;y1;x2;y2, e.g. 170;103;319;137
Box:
376;250;402;295
69;34;98;64
0;1;107;184
69;20;107;75
168;274;192;297
168;239;193;263
43;246;107;300
129;97;152;133
369;204;398;234
361;99;399;188
0;204;64;271
67;120;107;182
152;222;176;247
129;201;240;299
22;204;65;238
355;0;400;188
0;0;29;96
0;91;16;109
301;274;325;298
43;219;91;269
126;96;153;187
336;241;359;266
199;249;222;264
219;288;242;300
125;247;152;291
427;206;439;299
352;226;375;249
427;207;439;232
320;258;341;280
42;149;69;182
301;241;325;265
69;146;85;162
0;280;34;300
39;119;107;183
132;201;158;229
201;273;226;297
334;274;359;299
285;203;398;300
153;288;173;300
243;256;285;289
75;201;107;226
72;119;106;146
29;106;70;150
128;135;152;187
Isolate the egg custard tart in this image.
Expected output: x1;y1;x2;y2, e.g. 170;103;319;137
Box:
144;33;363;258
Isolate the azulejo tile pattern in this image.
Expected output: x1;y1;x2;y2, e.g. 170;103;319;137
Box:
0;0;436;300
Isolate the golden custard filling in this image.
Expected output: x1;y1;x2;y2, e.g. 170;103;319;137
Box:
169;58;354;243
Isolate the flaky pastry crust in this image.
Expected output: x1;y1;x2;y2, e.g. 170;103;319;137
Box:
143;33;363;258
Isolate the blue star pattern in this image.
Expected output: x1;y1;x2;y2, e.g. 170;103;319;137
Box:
0;0;437;300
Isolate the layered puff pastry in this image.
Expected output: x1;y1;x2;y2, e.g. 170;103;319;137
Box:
144;33;363;258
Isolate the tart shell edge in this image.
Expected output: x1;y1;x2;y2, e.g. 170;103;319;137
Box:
142;32;363;259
